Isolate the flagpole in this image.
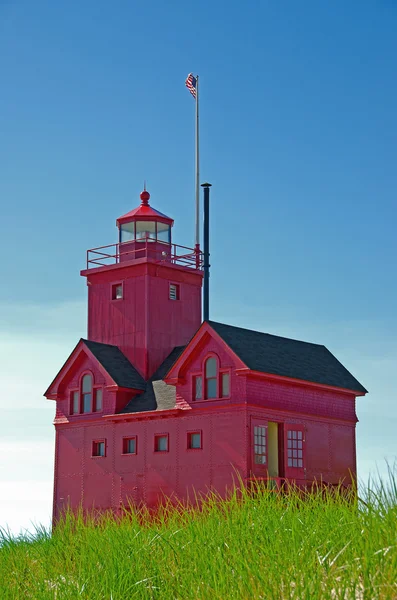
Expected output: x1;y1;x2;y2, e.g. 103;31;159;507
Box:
195;75;200;267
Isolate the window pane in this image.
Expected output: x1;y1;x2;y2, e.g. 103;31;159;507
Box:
253;425;266;465
298;431;303;440
157;223;171;243
206;378;217;399
120;222;135;242
72;391;79;414
82;375;92;393
205;357;217;378
93;441;105;457
221;373;230;397
112;284;123;300
156;436;168;452
83;393;91;413
190;433;201;449
95;389;102;412
136;221;156;240
195;376;202;399
124;438;136;454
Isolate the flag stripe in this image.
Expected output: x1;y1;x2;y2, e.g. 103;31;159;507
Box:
185;73;197;99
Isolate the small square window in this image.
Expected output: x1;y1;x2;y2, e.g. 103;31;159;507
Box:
92;441;105;457
188;432;202;449
123;437;137;455
221;372;230;397
155;435;168;452
169;284;179;300
94;389;102;412
112;283;123;300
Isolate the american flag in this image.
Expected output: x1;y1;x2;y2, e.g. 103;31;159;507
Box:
185;73;197;99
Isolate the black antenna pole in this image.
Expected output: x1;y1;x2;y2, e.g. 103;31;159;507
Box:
201;183;212;322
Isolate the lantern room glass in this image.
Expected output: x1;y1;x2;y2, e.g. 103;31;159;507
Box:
157;222;171;244
135;221;156;242
120;222;135;242
120;220;171;244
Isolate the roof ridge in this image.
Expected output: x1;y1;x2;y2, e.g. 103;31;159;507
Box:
208;320;325;348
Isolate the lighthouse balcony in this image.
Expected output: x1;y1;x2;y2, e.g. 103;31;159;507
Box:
86;239;203;270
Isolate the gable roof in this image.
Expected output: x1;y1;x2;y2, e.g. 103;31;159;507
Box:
121;346;186;413
82;339;146;390
207;321;367;394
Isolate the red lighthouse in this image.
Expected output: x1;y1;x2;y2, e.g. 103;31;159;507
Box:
45;188;367;520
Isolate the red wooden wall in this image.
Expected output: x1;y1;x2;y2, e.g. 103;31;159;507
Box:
84;261;202;379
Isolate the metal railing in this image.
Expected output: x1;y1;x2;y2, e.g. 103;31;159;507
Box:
86;240;203;270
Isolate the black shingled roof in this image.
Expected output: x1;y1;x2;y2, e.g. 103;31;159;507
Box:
83;339;146;390
208;321;367;394
121;346;186;413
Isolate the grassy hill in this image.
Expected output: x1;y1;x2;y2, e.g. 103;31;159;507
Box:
1;475;397;599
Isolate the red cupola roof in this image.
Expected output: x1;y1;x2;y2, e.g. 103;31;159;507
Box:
116;188;174;227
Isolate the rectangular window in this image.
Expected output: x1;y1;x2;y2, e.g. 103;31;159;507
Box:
71;391;79;415
92;440;105;457
221;372;230;397
287;430;303;468
194;376;202;400
254;425;266;465
94;389;102;412
112;283;123;300
169;283;179;300
188;432;202;449
206;378;217;399
82;393;91;413
155;434;168;452
123;437;137;455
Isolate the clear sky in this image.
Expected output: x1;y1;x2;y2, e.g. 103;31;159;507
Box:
0;0;396;535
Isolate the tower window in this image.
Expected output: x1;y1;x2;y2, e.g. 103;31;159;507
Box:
92;440;106;457
154;434;169;452
187;431;202;449
123;437;137;455
112;283;123;300
169;283;180;300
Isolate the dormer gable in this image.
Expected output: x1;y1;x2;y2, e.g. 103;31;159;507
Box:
164;322;246;405
44;339;146;417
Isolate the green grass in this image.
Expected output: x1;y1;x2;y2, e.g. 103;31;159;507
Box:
1;471;397;599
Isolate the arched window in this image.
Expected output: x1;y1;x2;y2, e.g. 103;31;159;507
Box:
193;356;231;402
205;357;217;399
82;374;93;413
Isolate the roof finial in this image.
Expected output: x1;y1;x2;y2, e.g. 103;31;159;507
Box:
140;183;150;206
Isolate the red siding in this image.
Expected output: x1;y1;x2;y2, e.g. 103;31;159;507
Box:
85;262;202;379
53;408;247;520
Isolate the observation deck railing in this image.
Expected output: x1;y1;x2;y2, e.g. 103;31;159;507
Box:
86;239;203;270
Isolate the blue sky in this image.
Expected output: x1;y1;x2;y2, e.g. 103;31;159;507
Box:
0;0;396;535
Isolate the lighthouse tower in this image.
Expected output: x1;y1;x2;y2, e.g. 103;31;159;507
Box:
81;189;203;379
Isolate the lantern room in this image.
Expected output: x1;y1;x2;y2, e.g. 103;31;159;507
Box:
115;189;174;263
